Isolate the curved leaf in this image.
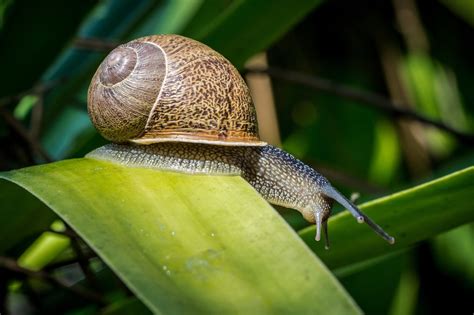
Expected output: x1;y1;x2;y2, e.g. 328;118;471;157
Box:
188;0;324;68
300;166;474;269
0;182;55;254
0;158;360;315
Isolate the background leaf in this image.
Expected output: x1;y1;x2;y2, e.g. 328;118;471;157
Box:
1;1;473;313
0;0;96;97
192;0;324;68
300;166;474;269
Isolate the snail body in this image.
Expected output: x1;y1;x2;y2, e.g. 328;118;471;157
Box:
87;34;394;247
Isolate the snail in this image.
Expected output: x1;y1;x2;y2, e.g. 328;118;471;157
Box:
86;34;395;248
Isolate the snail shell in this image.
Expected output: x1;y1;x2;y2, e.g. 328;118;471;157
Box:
88;34;265;146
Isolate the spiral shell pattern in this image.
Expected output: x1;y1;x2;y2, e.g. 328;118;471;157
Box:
88;35;264;146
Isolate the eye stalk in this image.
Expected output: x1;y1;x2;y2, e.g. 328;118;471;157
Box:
322;184;395;245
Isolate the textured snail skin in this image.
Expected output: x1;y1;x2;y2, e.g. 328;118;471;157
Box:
87;142;395;246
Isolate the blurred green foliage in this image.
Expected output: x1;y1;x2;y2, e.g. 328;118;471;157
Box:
0;0;473;314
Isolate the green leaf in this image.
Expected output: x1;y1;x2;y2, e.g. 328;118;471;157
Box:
0;158;360;315
0;0;96;97
430;223;474;287
17;230;70;271
180;0;233;38
299;167;474;269
101;297;151;315
191;0;324;68
439;0;474;28
0;181;55;254
41;107;95;160
134;0;204;36
13;94;38;120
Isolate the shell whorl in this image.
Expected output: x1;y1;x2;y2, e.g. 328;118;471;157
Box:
88;41;166;142
88;34;265;146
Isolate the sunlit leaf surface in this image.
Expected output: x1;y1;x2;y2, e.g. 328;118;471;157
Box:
0;158;360;315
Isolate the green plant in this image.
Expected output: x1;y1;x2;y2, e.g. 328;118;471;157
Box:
0;1;473;314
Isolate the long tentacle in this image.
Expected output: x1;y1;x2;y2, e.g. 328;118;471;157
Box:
321;184;395;244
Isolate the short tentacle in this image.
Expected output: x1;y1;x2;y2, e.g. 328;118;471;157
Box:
315;211;322;242
322;221;330;250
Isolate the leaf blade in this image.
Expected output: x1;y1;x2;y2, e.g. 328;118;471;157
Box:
0;158;360;314
300;166;474;269
192;0;324;68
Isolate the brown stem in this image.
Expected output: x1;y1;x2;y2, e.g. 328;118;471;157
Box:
0;107;53;162
43;252;98;271
47;227;79;238
74;37;120;52
0;268;10;314
0;79;65;164
377;36;432;177
0;256;105;305
68;231;100;290
245;53;282;146
0;79;64;108
30;95;44;140
392;0;429;53
46;226;99;287
245;67;474;145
